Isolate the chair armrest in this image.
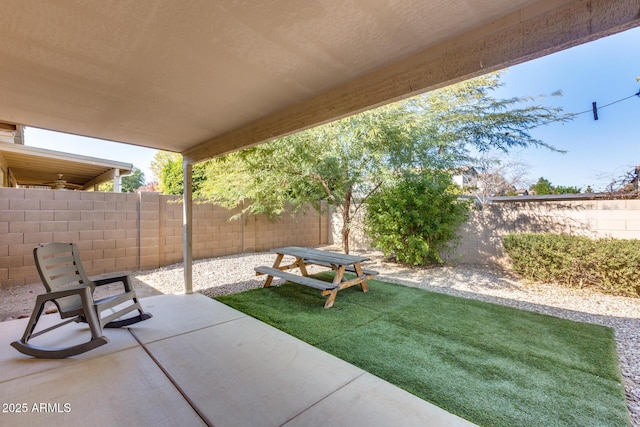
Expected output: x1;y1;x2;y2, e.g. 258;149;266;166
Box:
93;275;134;292
35;286;91;303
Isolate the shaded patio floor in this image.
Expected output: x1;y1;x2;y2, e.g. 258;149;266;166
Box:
0;294;475;427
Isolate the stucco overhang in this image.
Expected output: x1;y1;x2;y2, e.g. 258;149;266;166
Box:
0;1;638;164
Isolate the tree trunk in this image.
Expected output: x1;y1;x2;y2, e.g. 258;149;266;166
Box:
341;220;350;254
341;188;352;254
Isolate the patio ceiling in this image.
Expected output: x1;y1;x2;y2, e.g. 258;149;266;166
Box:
0;141;132;190
1;0;639;164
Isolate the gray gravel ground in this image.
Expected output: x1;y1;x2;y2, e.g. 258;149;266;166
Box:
2;247;638;425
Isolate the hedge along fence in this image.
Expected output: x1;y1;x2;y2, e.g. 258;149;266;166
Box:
503;233;640;297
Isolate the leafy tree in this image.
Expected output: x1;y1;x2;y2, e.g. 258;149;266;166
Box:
530;177;554;195
157;153;209;196
99;167;145;192
151;151;180;193
160;157;184;195
530;177;581;195
199;72;570;253
201;105;422;252
121;168;145;193
555;185;581;194
364;171;470;265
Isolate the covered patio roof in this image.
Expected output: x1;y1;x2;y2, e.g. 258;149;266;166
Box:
1;1;638;163
0;140;133;190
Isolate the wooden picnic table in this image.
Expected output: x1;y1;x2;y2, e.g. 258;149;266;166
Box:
255;246;377;308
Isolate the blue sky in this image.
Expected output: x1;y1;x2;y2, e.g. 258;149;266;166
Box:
25;26;640;191
25;127;159;185
492;26;640;190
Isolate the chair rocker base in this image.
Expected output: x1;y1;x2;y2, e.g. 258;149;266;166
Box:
104;312;152;328
11;336;109;359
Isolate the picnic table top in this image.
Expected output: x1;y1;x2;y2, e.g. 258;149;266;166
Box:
271;246;370;265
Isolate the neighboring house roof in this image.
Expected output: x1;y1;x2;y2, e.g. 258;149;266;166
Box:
487;192;626;202
0;140;132;190
0;2;637;163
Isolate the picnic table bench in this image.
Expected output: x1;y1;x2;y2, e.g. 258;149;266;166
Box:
255;246;378;308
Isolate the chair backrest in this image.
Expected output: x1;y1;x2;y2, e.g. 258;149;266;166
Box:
33;242;94;315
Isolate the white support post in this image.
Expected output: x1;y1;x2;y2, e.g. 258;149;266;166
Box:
113;168;121;193
183;160;193;294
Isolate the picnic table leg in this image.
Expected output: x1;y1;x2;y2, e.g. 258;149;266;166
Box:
296;257;309;276
332;265;347;287
323;290;338;308
320;265;346;308
354;263;369;292
264;253;284;288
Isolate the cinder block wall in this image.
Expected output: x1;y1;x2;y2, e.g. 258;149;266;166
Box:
456;199;640;265
0;188;142;287
157;197;329;265
334;198;640;265
157;196;246;264
0;188;328;288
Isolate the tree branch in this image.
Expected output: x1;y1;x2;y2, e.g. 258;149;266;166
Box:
307;173;339;205
351;181;383;217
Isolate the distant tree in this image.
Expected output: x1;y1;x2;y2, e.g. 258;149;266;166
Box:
99;167;145;193
554;185;581;194
471;151;532;201
530;177;581;195
121;168;145;193
601;165;639;196
530;177;554;195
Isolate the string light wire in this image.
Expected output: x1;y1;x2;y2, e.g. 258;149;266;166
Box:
529;88;640;129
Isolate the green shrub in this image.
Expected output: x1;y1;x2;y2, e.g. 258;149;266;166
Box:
364;171;470;265
503;233;640;297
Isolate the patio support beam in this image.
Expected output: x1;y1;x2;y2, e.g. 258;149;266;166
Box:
182;0;640;163
183;159;193;294
113;168;121;193
81;167;123;191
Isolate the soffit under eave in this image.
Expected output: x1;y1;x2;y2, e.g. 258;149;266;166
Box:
0;144;132;188
181;0;640;164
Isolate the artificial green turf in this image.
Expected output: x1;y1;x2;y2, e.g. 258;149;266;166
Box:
216;274;629;426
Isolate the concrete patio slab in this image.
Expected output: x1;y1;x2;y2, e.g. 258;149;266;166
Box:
0;346;206;427
284;371;476;427
0;313;138;383
0;294;477;426
141;315;365;427
126;293;246;344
